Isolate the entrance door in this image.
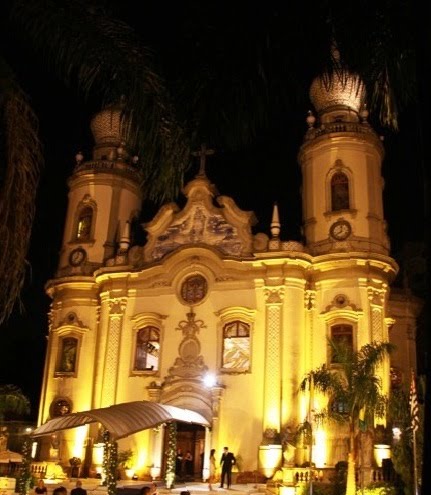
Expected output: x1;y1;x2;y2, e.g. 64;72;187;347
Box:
163;423;205;481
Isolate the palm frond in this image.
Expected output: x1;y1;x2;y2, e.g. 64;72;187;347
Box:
9;0;190;202
0;57;43;325
328;0;416;130
0;384;31;421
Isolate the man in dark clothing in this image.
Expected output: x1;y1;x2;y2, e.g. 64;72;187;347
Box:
70;480;87;495
219;446;236;488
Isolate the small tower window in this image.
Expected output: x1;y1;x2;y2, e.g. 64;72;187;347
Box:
222;320;250;371
331;172;350;211
76;206;93;241
134;326;160;371
330;324;353;363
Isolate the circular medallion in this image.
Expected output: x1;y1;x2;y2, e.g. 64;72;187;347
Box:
51;398;72;417
69;247;87;266
329;219;352;241
180;274;208;305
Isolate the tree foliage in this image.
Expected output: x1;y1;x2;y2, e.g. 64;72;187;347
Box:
0;384;31;422
387;387;423;495
301;340;394;495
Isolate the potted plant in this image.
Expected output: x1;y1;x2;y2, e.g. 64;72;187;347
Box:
117;450;134;479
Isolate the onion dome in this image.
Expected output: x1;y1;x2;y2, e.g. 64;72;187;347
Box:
309;69;365;114
309;45;366;115
90;103;131;161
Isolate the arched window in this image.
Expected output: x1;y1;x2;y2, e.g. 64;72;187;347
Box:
222;320;250;371
58;337;78;372
134;326;160;371
75;206;93;241
330;324;353;363
331;172;350;211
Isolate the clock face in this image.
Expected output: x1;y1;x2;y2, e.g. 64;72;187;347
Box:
69;247;87;266
330;220;352;241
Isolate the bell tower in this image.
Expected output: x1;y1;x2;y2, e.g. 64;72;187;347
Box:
298;56;390;256
56;104;143;276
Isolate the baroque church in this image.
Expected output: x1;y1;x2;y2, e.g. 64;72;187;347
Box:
35;60;421;482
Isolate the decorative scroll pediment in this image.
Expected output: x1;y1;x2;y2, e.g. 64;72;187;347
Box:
143;176;257;262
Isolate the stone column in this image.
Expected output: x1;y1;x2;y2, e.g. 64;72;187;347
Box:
368;286;390;398
210;385;224;451
263;287;284;436
100;298;127;407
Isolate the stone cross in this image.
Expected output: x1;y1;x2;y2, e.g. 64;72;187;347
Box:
192;143;215;177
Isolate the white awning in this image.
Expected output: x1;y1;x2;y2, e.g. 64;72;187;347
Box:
31;401;209;440
0;450;23;463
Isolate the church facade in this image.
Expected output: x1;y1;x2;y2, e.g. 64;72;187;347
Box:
36;64;420;480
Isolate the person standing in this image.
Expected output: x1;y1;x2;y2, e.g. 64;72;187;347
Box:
70;480;87;495
184;450;193;478
175;448;184;479
208;448;217;491
219;446;235;489
52;487;67;495
34;480;47;495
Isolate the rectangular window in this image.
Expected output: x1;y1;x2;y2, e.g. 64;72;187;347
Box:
330;324;353;363
134;326;160;371
222;321;250;371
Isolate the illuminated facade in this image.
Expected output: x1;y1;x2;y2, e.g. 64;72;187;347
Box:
37;65;420;480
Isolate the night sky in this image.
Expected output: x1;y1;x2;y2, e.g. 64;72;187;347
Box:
0;2;425;420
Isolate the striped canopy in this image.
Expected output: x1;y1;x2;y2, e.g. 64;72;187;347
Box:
31;401;209;440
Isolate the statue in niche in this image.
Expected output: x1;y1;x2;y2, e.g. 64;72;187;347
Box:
59;337;78;372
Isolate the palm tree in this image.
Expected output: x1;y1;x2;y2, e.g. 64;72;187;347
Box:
0;384;30;451
0;384;31;422
300;340;394;495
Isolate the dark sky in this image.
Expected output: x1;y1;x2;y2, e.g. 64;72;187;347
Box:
0;3;425;420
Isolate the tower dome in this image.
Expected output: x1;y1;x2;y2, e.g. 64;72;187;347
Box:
90;103;131;160
309;69;365;114
309;44;366;115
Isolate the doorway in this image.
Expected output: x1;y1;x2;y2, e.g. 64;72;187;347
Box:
164;422;205;481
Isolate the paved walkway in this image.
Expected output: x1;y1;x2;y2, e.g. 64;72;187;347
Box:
49;480;267;495
0;477;268;495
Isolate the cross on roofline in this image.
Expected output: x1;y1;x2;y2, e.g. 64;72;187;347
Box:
191;143;215;177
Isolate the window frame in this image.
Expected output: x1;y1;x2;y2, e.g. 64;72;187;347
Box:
217;307;255;374
133;325;161;373
71;197;97;243
130;312;165;376
330;171;350;212
329;323;354;365
54;333;82;377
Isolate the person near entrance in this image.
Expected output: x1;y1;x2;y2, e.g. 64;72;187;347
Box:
219;446;235;488
208;448;217;490
184;450;193;478
175;448;184;478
